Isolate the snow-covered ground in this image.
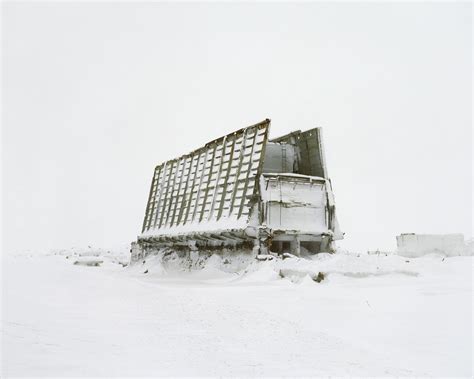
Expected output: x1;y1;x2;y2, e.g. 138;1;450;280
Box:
2;248;473;377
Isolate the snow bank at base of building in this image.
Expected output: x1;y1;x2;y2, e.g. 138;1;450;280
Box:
33;244;471;287
123;248;450;285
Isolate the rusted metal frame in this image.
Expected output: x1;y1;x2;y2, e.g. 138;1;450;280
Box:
148;165;164;230
157;161;176;228
222;235;245;242
159;235;185;243
229;127;259;218
202;118;269;148
216;134;238;220
142;120;270;233
174;235;188;243
169;156;189;227
163;158;182;228
187;233;207;242
208;137;228;221
228;126;253;217
153;163;169;228
207;233;228;241
221;236;245;243
187;154;204;223
199;232;245;244
237;128;260;218
200;232;226;242
144;168;158;231
151;167;165;229
303;137;314;176
269;129;300;143
141;165;160;233
169;157;187;227
176;153;195;226
191;147;211;222
250;122;270;226
183;151;203;225
160;161;176;228
221;231;246;242
304;132;320;176
158;235;185;243
315;128;328;178
203;143;224;221
198;142;218;222
209;140;227;220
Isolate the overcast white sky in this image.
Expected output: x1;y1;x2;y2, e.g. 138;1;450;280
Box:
2;2;472;254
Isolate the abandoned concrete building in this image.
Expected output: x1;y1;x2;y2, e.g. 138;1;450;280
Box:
131;119;343;262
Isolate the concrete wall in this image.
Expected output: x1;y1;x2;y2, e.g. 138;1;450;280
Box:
396;233;466;257
262;142;296;173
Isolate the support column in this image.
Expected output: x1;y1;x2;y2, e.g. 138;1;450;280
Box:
254;227;270;256
291;236;301;257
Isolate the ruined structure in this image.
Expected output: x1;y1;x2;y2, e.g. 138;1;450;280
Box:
396;233;466;257
131;119;342;262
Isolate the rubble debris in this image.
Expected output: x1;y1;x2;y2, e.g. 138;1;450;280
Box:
314;272;325;283
73;259;103;267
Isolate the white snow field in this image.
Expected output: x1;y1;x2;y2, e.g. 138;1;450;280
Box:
2;248;473;377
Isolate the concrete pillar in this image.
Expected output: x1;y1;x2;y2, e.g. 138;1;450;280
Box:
291;237;301;257
277;241;283;254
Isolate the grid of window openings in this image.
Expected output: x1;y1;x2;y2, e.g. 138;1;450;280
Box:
142;120;270;234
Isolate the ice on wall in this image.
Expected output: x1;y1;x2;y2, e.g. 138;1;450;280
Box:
262;176;328;233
